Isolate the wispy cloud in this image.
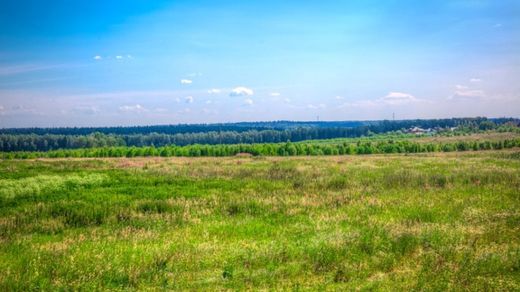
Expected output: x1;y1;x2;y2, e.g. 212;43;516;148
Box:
0;64;65;76
340;92;422;108
70;105;100;115
340;100;377;108
92;54;134;61
230;86;254;97
382;92;418;105
307;103;326;109
66;90;191;100
154;108;168;113
243;98;254;106
180;79;192;84
449;83;486;100
208;88;221;94
449;89;486;100
119;104;147;113
185;96;194;103
1;105;42;115
270;92;281;97
202;108;217;114
177;108;191;114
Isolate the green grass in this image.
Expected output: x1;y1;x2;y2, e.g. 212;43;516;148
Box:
1;150;519;290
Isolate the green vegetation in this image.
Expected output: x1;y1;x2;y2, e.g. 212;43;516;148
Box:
1;117;518;152
2;132;519;159
1;149;519;290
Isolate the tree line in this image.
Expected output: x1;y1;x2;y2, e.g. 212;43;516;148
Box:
1;118;518;152
0;120;366;135
2;138;518;159
1;117;516;136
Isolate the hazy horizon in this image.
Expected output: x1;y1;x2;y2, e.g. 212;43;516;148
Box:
0;116;517;130
1;0;519;127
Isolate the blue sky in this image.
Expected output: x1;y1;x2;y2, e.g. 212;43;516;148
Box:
0;0;519;127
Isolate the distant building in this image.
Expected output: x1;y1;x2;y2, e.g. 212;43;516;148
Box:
406;127;432;135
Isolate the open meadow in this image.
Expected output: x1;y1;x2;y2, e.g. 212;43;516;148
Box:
2;0;519;289
1;150;519;290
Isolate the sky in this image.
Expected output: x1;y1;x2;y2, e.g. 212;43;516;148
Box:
0;0;519;127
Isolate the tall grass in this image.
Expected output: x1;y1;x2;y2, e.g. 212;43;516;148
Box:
0;150;519;290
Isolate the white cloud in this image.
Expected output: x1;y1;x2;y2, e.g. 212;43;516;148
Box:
243;98;254;106
187;72;202;77
154;108;168;113
470;78;482;83
93;55;102;60
450;89;486;100
185;96;194;103
307;103;326;109
205;100;213;104
493;23;502;28
178;108;191;114
127;54;134;59
340;91;422;108
230;86;254;97
270;92;281;97
9;105;38;114
175;97;181;103
456;85;468;90
115;55;123;60
284;98;291;103
208;88;221;94
335;96;344;100
70;106;99;115
340;100;378;108
180;79;192;85
119;104;147;113
381;92;418;105
202;108;217;114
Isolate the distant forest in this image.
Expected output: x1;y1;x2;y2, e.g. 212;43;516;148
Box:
0;117;518;152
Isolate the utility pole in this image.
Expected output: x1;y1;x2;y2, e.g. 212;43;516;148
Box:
392;112;395;121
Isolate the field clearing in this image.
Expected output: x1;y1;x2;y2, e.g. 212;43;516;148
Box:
309;131;520;144
415;132;520;143
1;150;519;290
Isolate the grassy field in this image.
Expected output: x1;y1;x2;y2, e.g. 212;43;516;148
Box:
1;150;519;290
309;131;520;144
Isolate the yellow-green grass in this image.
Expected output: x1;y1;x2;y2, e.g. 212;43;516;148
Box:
1;150;519;290
310;131;520;144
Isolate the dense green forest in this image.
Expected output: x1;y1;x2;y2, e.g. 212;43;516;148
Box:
1;118;518;152
2;136;519;159
1;117;514;135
